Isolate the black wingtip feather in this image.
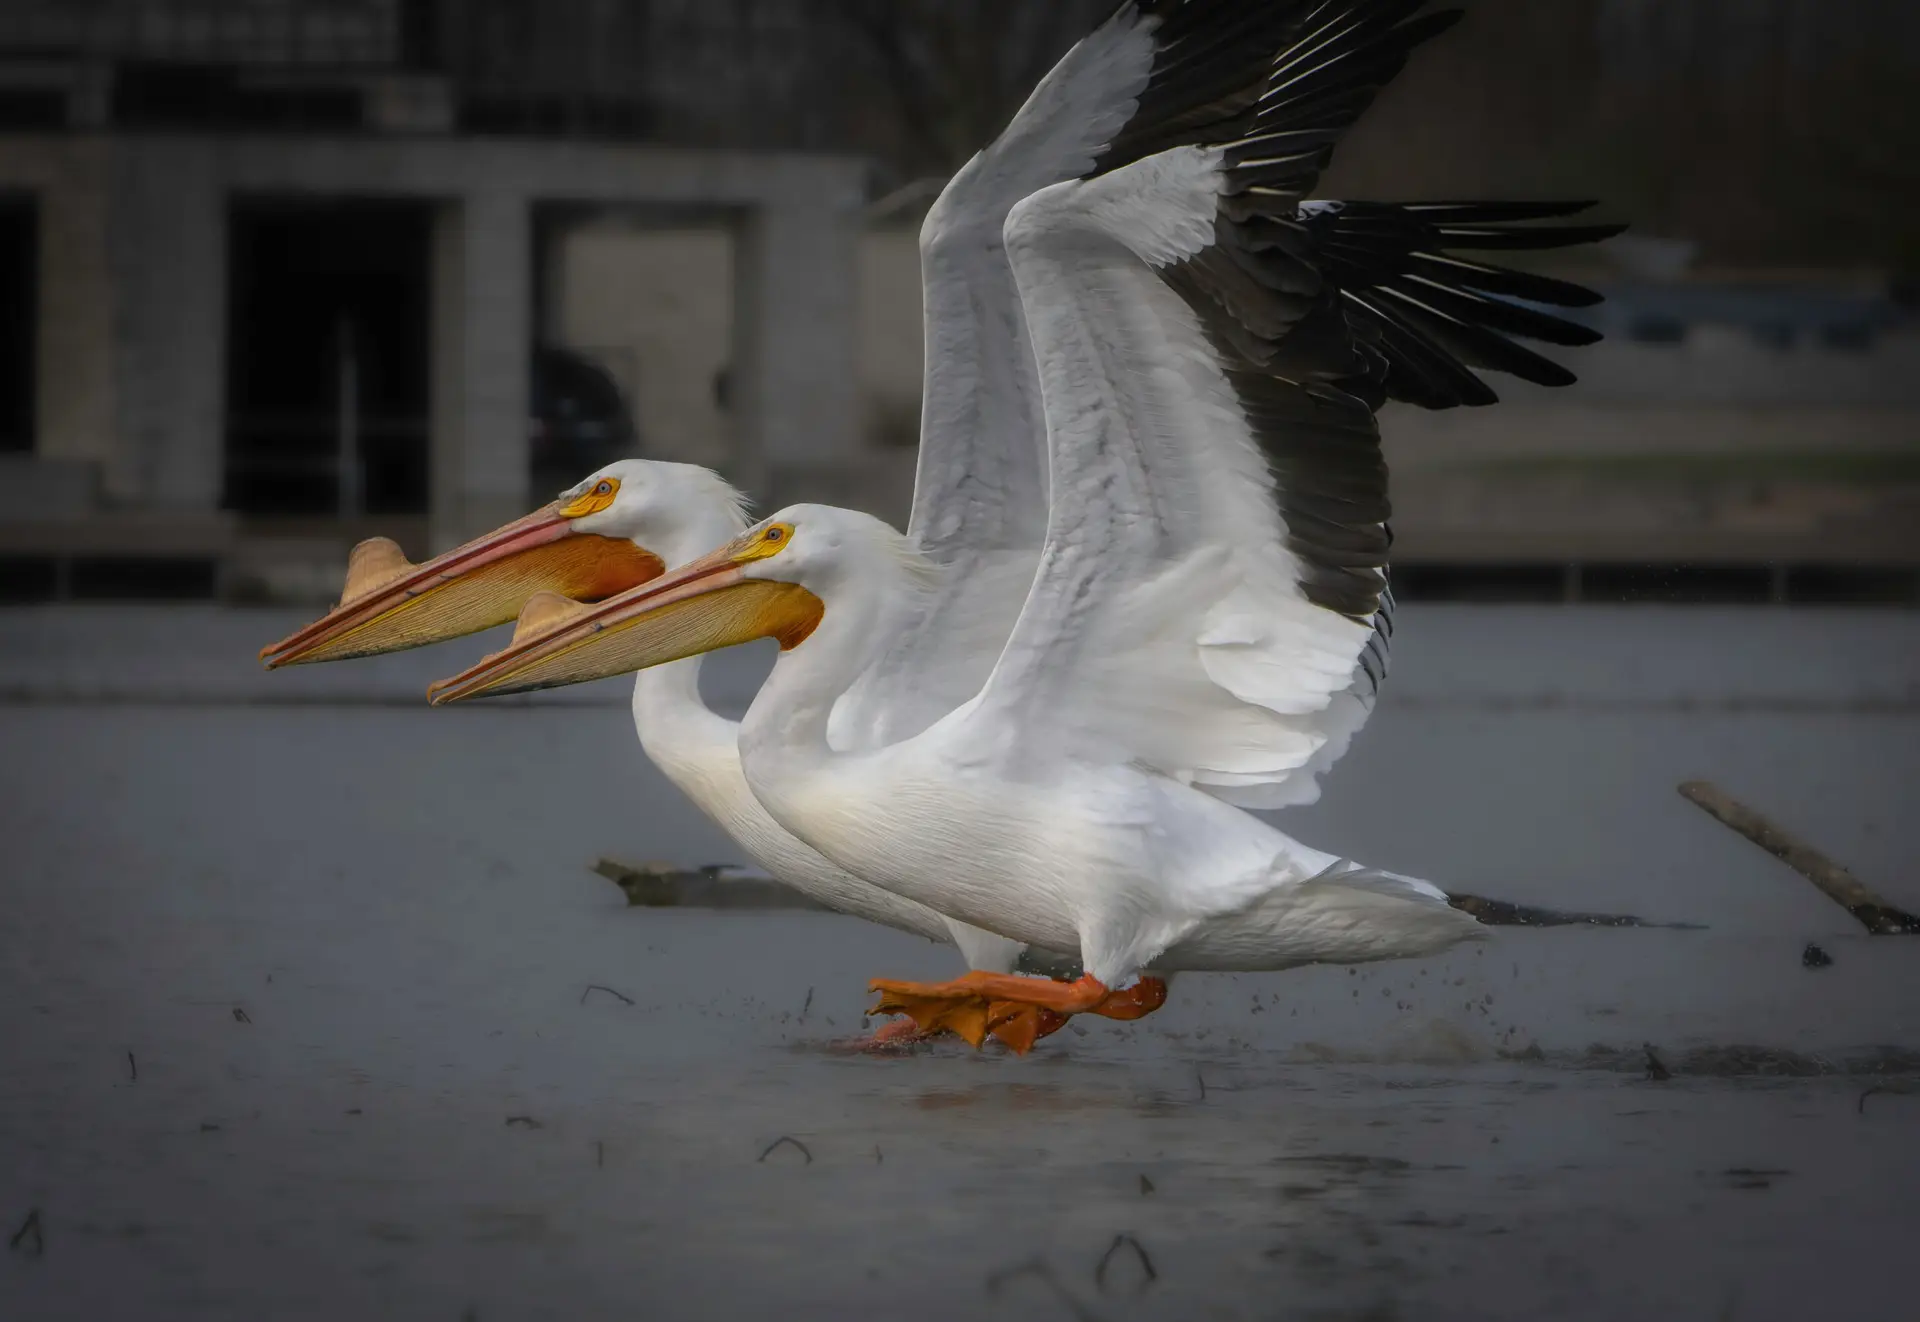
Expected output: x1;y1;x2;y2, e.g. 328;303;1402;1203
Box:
1407;253;1609;309
1279;199;1619;403
1435;222;1628;251
1401;200;1602;224
1089;2;1619;621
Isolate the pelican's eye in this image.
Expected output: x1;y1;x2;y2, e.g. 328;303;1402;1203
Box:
559;476;621;517
737;521;796;562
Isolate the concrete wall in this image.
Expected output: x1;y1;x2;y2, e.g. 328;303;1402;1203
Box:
0;136;225;510
108;139;225;510
545;220;924;505
0;131;866;549
727;188;860;502
858;227;922;452
5;124;1913;572
428;191;532;545
552;224;734;472
12;139;115;474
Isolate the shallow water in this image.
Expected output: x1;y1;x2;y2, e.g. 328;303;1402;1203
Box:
2;606;1917;1320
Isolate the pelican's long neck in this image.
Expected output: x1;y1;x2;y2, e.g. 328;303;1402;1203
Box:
738;560;906;779
630;509;748;748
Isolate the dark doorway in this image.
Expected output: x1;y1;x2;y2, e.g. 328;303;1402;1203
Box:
0;197;35;453
224;200;431;517
529;344;636;497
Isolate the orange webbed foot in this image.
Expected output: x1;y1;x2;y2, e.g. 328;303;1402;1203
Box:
868;972;1169;1054
867;979;996;1048
984;1003;1070;1054
1090;975;1168;1021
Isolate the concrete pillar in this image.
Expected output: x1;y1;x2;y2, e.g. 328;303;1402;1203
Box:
108;138;225;508
33;141;115;472
430;190;532;549
729;194;859;505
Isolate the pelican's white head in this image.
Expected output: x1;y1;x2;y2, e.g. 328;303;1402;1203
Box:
729;504;938;597
552;460;750;555
425;503;936;704
259;458;749;668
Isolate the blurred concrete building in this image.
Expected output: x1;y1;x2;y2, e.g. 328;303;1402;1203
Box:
1;0;1916;604
0;0;867;599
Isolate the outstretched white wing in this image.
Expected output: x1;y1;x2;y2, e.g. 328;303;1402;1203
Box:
839;0;1368;748
969;5;1617;806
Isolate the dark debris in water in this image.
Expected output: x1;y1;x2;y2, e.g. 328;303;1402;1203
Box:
578;983;634;1006
1715;1166;1791;1190
592;858;832;911
1850;902;1920;936
1859;1085;1918;1115
1802;942;1834;969
984;1258;1103;1322
757;1135;812;1165
9;1208;43;1258
1447;893;1704;930
1583;1044;1920;1079
1276;1153;1414;1176
1094;1233;1157;1296
1678;781;1920;936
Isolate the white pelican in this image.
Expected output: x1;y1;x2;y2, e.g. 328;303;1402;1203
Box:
423;1;1624;1048
266;0;1562;1049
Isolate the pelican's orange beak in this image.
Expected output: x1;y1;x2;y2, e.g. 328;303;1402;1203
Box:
258;505;664;668
426;543;821;704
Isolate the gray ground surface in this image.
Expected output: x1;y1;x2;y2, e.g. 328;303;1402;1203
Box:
3;604;1918;1321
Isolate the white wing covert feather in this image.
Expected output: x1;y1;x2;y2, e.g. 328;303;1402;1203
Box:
968;1;1620;804
830;6;1164;750
973;146;1376;800
834;0;1386;751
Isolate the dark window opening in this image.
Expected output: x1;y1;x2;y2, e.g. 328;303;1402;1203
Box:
0;556;56;602
1393;564;1567;603
0;197;35;453
458;96;655;139
1391;562;1918;607
1786;565;1919;606
0;556;219;602
398;0;445;71
1579;564;1774;605
70;557;219;600
225;200;431;517
0;89;68;130
113;64;363;132
530;344;636;497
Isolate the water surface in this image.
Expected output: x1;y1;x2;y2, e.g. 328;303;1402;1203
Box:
3;605;1917;1320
